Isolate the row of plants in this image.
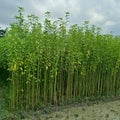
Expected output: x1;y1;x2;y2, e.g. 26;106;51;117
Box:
0;7;120;110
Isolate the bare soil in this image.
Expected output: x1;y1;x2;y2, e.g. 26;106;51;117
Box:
0;86;120;120
40;100;120;120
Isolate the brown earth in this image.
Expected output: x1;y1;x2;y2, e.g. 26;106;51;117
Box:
0;86;120;120
39;100;120;120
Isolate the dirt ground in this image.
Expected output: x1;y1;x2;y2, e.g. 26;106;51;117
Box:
0;86;120;120
40;100;120;120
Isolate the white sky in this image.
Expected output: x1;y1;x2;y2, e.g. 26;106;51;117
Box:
0;0;120;35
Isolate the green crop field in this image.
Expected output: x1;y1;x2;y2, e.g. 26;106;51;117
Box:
0;7;120;119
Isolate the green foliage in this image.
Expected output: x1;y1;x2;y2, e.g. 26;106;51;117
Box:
0;7;120;110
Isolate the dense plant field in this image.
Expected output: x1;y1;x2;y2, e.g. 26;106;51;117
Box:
0;7;120;110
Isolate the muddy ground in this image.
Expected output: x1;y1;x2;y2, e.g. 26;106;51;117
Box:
39;100;120;120
0;85;120;120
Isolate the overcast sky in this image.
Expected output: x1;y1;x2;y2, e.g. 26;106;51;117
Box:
0;0;120;35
